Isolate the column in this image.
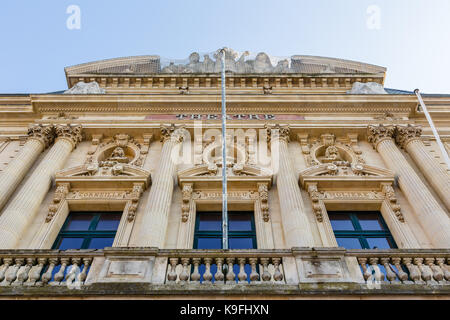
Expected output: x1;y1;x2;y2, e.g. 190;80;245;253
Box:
368;124;450;247
395;124;450;211
0;125;54;211
268;125;314;248
136;126;186;247
0;124;82;249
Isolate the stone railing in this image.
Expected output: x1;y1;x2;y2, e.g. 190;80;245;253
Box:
160;250;288;284
347;249;450;284
0;250;101;288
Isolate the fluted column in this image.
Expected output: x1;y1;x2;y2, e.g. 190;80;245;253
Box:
268;125;314;248
395;124;450;211
0;125;54;211
368;124;450;247
0;124;82;249
136;126;186;247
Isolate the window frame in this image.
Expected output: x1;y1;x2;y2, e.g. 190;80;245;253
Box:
52;211;122;250
328;211;397;249
193;211;257;249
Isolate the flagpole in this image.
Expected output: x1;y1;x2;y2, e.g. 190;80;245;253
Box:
220;48;228;250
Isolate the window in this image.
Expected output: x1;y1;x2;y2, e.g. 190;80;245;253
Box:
52;211;122;250
328;211;397;249
194;211;256;249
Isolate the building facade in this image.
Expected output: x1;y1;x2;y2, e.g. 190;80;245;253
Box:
0;49;449;299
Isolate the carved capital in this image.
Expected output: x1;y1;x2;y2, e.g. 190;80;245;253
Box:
266;124;290;143
160;125;187;143
55;124;83;148
395;124;422;149
367;124;395;149
27;124;55;149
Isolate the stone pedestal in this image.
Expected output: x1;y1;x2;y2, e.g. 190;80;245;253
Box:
268;125;314;248
0;125;82;249
368;125;450;248
396;125;450;211
0;125;54;211
135;126;186;247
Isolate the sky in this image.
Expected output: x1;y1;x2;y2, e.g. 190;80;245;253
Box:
0;0;449;94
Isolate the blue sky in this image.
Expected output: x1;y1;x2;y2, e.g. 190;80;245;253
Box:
1;0;449;93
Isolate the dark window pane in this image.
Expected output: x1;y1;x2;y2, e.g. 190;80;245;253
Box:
64;213;93;231
87;237;114;249
56;237;84;250
96;213;121;230
198;213;222;231
329;213;354;231
229;213;253;231
229;237;254;249
197;237;222;249
336;237;362;249
358;213;385;230
366;237;393;249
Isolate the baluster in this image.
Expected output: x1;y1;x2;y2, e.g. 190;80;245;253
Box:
203;258;213;283
5;258;24;285
237;258;247;283
0;258;12;283
190;258;201;282
368;258;383;282
27;258;46;286
249;258;259;282
179;258;190;282
272;258;284;282
380;258;397;282
42;258;58;284
65;258;81;286
414;258;431;282
436;258;450;281
403;258;420;282
260;258;271;282
13;258;34;286
357;258;371;282
214;258;224;283
77;258;92;284
225;258;235;284
167;258;179;282
54;257;70;285
424;258;443;282
391;257;408;282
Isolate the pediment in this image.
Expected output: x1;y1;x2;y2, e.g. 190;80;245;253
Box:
299;163;394;190
55;164;151;189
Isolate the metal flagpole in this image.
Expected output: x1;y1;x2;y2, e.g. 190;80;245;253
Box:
414;89;450;170
220;48;228;249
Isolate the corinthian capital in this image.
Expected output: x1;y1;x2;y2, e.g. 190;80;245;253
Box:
55;124;83;148
395;124;422;149
27;124;55;149
265;124;290;143
367;124;395;149
160;125;187;143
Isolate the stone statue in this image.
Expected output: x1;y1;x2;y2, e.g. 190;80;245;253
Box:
107;147;129;163
64;81;106;94
347;82;387;94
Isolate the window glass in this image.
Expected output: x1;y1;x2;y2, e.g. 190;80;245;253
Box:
336;237;362;249
88;237;114;249
229;213;253;231
197;237;222;249
329;213;354;231
96;213;121;231
229;237;254;249
56;237;84;250
366;237;393;249
198;213;222;231
358;213;385;230
65;213;93;231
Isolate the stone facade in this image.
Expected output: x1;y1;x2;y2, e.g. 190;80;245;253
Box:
0;50;449;299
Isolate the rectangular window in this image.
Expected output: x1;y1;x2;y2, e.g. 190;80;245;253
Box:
52;211;122;250
328;211;397;249
194;211;256;249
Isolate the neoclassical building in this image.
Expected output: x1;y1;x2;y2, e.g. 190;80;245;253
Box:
0;49;449;299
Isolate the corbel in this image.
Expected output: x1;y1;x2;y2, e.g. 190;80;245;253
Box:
181;183;193;222
46;183;71;222
127;183;145;222
381;183;404;222
306;182;324;222
257;183;270;222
